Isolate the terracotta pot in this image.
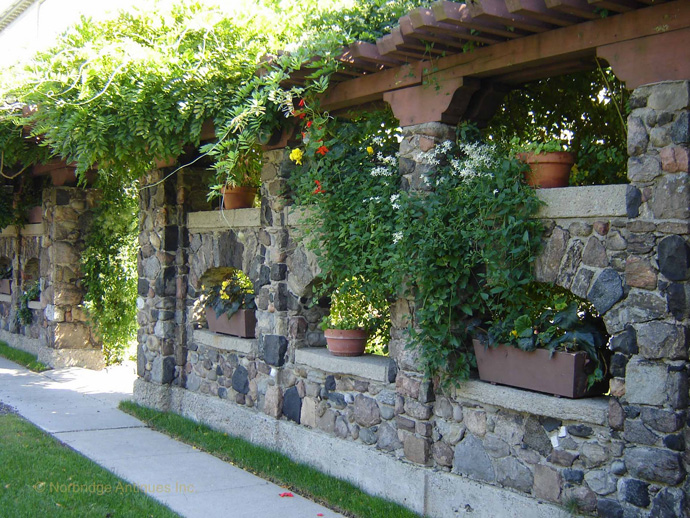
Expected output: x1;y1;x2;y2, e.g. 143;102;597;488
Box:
472;339;604;398
0;279;10;294
27;206;42;224
206;307;256;338
324;328;368;357
221;186;257;210
517;151;574;188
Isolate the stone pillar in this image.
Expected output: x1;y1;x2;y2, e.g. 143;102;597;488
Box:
389;122;456;373
615;80;689;514
390;121;455;466
137;169;186;384
42;186;103;368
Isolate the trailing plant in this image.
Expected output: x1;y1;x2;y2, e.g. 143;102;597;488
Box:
80;177;139;365
290;111;401;354
392;139;544;386
509;137;568;155
17;280;40;326
201;268;256;319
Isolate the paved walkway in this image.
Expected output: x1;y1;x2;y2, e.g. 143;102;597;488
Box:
0;357;343;518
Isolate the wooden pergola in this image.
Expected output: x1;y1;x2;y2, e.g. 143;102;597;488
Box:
317;0;689;126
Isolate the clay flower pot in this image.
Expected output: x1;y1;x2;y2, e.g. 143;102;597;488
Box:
221;186;257;210
517;151;575;188
472;339;605;398
324;329;368;357
206;307;256;338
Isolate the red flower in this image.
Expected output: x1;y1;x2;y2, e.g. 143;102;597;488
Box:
312;180;324;194
298;112;306;120
298;99;305;107
306;120;312;128
316;145;329;155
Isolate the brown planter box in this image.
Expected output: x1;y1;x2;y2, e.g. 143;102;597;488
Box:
472;339;601;398
27;206;42;224
206;307;256;338
0;279;10;294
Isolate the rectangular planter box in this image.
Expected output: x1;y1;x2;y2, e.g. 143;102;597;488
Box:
27;206;42;224
205;307;256;338
472;339;600;398
0;279;10;294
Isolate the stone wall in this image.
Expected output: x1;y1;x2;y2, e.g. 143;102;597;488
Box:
135;81;688;518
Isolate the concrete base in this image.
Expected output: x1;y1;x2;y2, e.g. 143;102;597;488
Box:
0;329;104;370
134;379;569;518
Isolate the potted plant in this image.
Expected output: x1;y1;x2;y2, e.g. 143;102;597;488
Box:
17;280;40;325
512;138;575;188
201;269;256;338
473;293;609;398
0;265;11;294
206;141;262;210
320;279;386;357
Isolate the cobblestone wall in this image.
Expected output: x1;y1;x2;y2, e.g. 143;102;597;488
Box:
136;81;689;517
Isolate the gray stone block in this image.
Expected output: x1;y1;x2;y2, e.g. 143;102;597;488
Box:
625;446;684;485
453;434;495;482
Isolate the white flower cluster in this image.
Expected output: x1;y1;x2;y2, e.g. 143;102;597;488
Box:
370;166;394;177
393;231;403;244
390;193;400;209
450;141;497;179
363;196;381;203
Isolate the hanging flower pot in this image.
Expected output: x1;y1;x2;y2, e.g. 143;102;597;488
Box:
324;328;368;357
517;151;575;188
221;185;257;210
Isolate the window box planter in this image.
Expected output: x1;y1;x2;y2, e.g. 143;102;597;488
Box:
472;339;603;398
0;279;11;294
205;307;256;338
324;329;367;357
27;206;42;224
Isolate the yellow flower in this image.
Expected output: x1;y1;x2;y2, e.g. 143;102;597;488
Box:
510;329;518;337
289;148;303;165
220;292;229;300
366;146;374;155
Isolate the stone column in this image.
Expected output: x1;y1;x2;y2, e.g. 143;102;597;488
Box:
615;80;689;513
42;186;103;368
389;121;455;466
137;169;186;384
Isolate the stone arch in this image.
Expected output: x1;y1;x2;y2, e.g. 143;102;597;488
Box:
21;257;40;283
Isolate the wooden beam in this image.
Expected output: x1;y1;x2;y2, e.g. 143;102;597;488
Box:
597;27;690;88
431;1;690;79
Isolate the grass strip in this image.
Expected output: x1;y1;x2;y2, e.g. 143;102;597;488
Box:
0;341;50;372
120;400;422;518
0;412;179;518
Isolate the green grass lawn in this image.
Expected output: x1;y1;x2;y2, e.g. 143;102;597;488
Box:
0;411;179;518
0;341;50;372
120;401;422;518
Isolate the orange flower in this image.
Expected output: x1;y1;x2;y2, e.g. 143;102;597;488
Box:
316;145;328;155
312;180;324;194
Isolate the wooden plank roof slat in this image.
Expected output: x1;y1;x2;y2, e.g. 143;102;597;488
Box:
348;41;406;67
431;1;527;39
398;15;471;52
408;7;504;45
588;0;644;13
505;0;584;26
543;0;599;19
466;0;555;33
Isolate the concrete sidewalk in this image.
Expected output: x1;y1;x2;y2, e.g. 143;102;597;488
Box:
0;357;343;518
